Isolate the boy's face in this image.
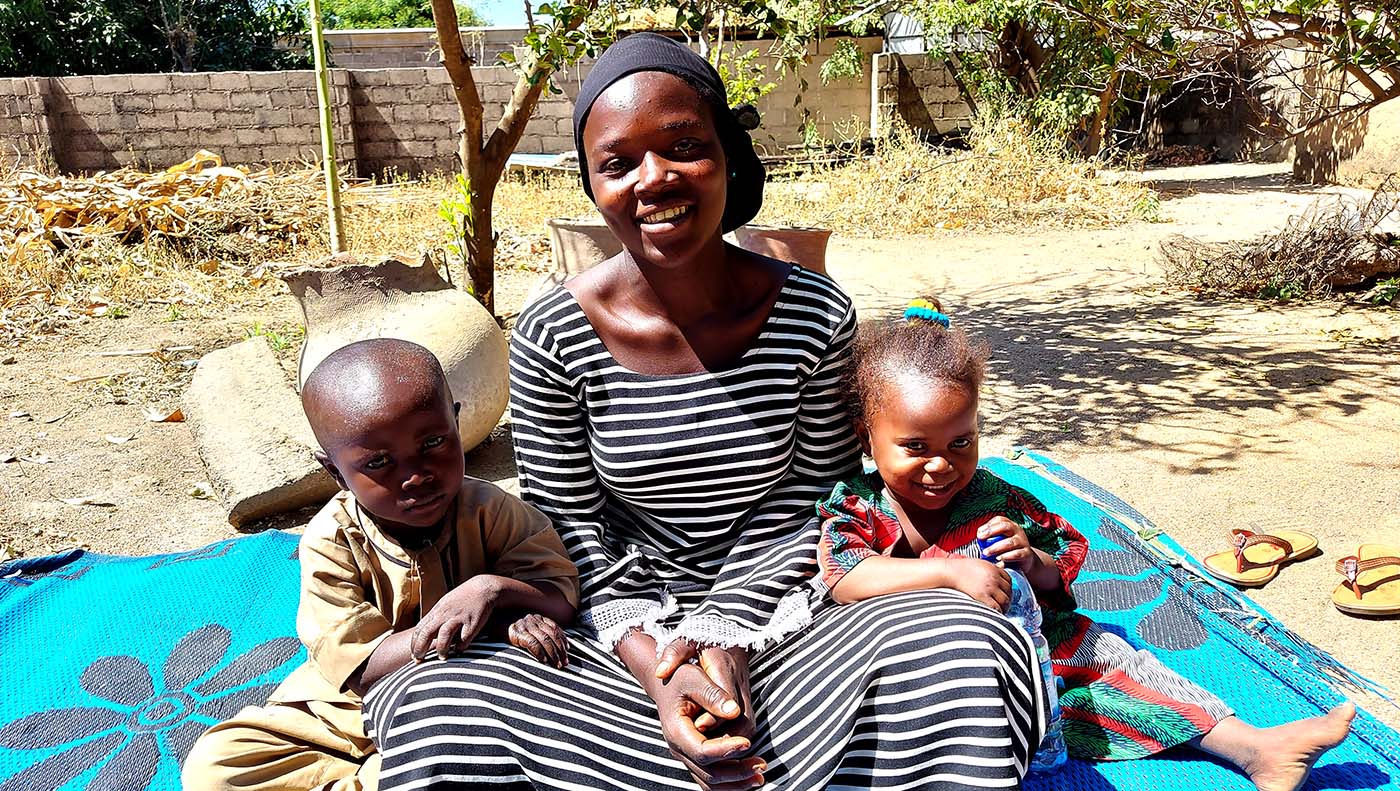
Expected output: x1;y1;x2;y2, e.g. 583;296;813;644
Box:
857;374;980;517
316;387;465;537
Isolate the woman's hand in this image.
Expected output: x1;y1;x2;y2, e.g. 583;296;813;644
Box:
507;613;569;668
653;663;765;790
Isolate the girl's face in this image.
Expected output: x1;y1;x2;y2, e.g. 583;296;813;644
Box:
858;373;980;516
581;71;729;269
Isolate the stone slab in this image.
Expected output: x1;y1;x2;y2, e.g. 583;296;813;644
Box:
183;337;337;526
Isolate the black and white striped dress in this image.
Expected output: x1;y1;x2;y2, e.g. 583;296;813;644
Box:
364;266;1048;790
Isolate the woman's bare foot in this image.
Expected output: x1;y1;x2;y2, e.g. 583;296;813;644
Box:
1239;703;1355;791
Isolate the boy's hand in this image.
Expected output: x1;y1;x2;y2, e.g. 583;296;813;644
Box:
508;613;569;668
412;575;499;660
978;516;1038;571
949;558;1011;612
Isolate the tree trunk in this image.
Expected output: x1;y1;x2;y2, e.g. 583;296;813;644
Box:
467;180;498;314
1082;70;1122;158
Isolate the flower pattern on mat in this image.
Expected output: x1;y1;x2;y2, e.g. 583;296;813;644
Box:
0;624;298;791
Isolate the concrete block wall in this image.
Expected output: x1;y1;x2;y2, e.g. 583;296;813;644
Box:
0;35;947;177
0;78;57;168
872;52;974;139
324;27;527;69
38;70;355;173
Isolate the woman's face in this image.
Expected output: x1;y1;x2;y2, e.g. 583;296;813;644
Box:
581;71;729;269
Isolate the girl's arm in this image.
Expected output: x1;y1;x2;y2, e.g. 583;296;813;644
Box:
831;555;1011;611
829;555;960;603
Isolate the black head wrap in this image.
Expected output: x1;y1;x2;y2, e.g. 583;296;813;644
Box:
572;32;764;233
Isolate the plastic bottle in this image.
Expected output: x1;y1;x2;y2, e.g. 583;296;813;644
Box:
978;537;1068;773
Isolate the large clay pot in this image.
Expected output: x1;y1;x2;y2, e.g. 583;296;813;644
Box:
283;256;509;451
729;225;832;274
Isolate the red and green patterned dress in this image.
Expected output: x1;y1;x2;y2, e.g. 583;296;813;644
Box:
816;469;1233;761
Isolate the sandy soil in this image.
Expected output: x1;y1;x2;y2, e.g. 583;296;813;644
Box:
2;162;1397;732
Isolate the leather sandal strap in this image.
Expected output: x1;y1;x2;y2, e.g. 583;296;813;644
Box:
1335;554;1400;600
1230;529;1293;571
1335;555;1400;579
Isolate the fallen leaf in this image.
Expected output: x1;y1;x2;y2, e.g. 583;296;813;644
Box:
20;454;51;464
0;453;16;463
1;356;14;365
105;434;135;444
59;496;115;507
144;407;184;423
187;482;214;499
8;410;30;419
43;409;73;424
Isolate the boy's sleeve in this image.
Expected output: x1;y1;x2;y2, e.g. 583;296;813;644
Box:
478;485;581;608
1005;484;1089;610
296;504;394;694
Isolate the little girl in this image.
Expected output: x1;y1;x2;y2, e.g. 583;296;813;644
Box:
816;299;1355;791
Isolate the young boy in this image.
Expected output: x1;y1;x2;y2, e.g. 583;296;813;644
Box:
182;338;579;791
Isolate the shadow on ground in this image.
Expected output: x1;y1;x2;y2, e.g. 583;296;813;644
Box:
855;279;1400;475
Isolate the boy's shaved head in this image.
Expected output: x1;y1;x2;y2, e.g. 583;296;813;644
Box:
302;338;453;448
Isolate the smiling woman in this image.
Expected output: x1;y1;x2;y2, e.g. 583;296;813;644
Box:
362;33;1050;791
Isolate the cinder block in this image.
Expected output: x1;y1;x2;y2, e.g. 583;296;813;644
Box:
174;110;216;128
204;127;237;146
193;92;228;111
129;73;171;92
428;103;459;123
288;108;319;126
394;103;429;123
229;90;271;110
245;71;284;90
89;74;132;94
208;72;250;91
170;73;211;91
150;93;184;112
352;69;394;87
253;107;291;127
388;69;425;85
112;93;154;114
537;135;572;153
234;127;270;145
355;121;390;142
274;126;312;144
360;140;401;159
72;95;115;115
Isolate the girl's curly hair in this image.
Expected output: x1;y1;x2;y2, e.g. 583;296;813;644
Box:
843;297;990;424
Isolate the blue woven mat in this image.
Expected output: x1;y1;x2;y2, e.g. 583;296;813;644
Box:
1;452;1397;790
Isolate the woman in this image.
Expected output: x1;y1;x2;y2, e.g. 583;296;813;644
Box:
365;33;1047;790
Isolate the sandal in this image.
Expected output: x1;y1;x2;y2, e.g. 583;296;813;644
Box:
1332;545;1400;616
1202;528;1319;587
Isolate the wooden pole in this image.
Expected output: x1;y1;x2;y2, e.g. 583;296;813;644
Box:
307;0;346;253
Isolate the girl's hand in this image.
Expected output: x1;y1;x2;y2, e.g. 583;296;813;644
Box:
507;613;569;668
978;516;1037;571
950;558;1012;612
652;663;765;790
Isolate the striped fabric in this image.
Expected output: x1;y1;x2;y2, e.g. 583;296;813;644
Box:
363;266;1049;789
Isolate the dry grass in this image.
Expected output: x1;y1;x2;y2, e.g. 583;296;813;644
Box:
758;118;1162;234
1;122;1156;339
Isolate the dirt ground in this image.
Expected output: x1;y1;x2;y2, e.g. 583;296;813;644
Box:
2;161;1398;732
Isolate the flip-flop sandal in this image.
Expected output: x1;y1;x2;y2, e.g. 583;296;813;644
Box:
1202;528;1320;587
1333;545;1400;616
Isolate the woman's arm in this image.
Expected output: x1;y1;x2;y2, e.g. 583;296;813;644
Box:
509;308;672;647
669;285;863;652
